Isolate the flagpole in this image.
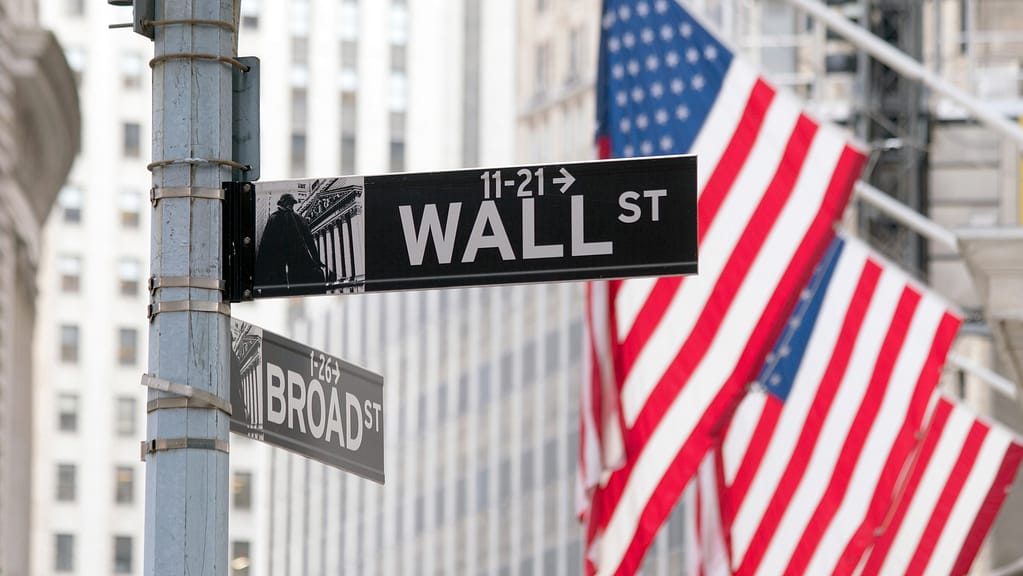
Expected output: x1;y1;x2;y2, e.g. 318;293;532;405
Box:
852;181;960;252
784;0;1023;149
948;354;1018;400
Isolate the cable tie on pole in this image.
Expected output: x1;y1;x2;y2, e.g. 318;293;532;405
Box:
147;157;250;173
145;18;236;33
148;276;225;293
147;300;230;321
141;373;233;417
140;438;230;461
149;52;250;72
150;186;225;205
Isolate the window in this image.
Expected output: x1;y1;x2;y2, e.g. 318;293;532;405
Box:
116;396;136;436
60;324;79;363
119;190;141;228
390;45;406;73
56;463;76;501
390;111;406;172
389;5;408;45
121;52;143;89
115;466;134;504
291;37;309;67
340;1;359;40
241;0;260;29
390;141;405;173
58;393;79;432
58;254;81;293
231;540;252;576
123;122;141;157
113;536;133;573
340;92;357;173
567;26;583;83
118;328;138;366
59;186;83;224
340;40;358;89
290;133;306;175
55;533;74;572
535;42;551;96
232;471;253;510
118;257;141;297
291;88;307;128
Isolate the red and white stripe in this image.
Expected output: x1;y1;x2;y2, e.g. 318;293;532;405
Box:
859;395;1023;576
580;57;867;575
718;238;962;576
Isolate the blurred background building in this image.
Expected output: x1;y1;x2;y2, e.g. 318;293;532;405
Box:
0;0;78;574
25;0;1023;575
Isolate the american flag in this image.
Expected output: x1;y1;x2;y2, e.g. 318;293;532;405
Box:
708;235;964;575
580;1;866;574
858;395;1023;575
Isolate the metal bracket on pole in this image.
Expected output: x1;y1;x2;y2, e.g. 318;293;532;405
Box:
233;57;260;182
223;181;256;303
147;300;231;322
140;438;230;461
141;373;233;417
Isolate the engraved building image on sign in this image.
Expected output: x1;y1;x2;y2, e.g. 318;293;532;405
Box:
253;177;366;297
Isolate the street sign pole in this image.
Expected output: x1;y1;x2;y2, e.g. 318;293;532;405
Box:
144;1;236;574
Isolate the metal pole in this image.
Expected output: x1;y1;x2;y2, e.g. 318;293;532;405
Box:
784;0;1023;149
853;180;960;253
144;0;236;574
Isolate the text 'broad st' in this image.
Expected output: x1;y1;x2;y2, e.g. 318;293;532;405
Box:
230;318;384;483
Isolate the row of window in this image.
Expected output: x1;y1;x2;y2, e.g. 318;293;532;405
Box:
57;394;137;436
534;25;588;98
55;464;136;504
58;185;143;227
54;533;251;575
58;255;142;296
53;534;134;573
53;464;252;509
59;325;139;365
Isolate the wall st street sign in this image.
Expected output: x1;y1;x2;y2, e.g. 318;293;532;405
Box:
230;317;384;483
227;155;697;299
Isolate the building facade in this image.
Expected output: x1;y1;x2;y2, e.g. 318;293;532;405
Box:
32;2;268;575
0;1;79;574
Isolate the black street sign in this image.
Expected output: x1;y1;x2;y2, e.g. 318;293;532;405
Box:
234;155;697;299
229;317;384;483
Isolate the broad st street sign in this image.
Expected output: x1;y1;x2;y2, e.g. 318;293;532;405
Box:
229;317;384;483
228;155;697;299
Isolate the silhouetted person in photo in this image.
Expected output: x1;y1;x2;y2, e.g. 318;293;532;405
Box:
255;193;326;290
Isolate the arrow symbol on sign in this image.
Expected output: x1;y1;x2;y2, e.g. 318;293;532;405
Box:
553;168;576;194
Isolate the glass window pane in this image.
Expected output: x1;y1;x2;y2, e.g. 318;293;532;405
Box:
59;186;83;224
116;397;136;436
60;325;79;363
55;533;74;572
113;536;133;573
123;122;141;157
233;471;253;510
231;540;251;576
118;257;141;297
118;328;137;366
115;466;134;504
56;464;76;501
119;190;141;228
59;254;81;293
58;393;79;432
